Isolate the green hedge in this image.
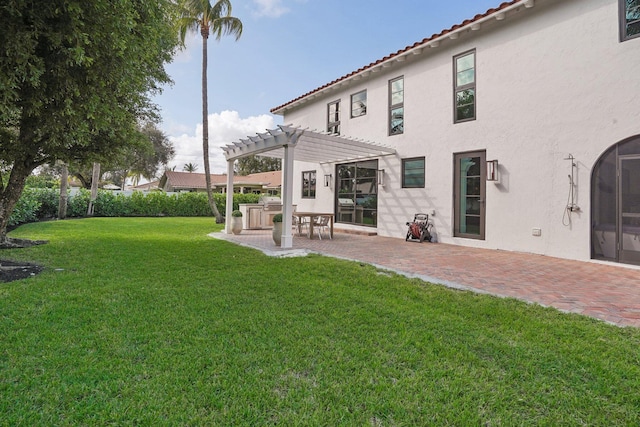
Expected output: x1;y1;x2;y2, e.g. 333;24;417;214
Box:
9;189;262;226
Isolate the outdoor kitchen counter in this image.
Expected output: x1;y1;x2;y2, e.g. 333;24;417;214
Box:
239;201;296;230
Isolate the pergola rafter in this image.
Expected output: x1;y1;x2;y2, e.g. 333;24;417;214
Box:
221;125;396;248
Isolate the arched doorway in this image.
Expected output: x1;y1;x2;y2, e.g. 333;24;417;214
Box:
592;135;640;265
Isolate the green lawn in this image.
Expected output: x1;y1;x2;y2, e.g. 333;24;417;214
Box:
1;217;639;426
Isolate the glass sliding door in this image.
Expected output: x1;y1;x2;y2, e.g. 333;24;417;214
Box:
336;160;378;226
454;151;486;239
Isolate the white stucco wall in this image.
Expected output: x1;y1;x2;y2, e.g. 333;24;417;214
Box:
281;0;640;262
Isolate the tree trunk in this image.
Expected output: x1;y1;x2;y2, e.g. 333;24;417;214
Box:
201;32;223;223
0;161;36;244
58;162;68;219
87;162;100;216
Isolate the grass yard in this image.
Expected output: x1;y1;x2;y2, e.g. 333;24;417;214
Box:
1;217;639;425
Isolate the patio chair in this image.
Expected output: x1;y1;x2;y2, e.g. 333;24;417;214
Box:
314;215;332;240
293;215;309;237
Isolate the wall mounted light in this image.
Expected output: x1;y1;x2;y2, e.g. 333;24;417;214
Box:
324;174;332;187
377;169;385;186
486;160;499;181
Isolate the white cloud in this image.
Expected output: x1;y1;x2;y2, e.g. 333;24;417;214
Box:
168;110;276;173
251;0;290;18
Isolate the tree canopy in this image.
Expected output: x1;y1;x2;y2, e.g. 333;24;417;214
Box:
0;0;180;242
236;155;281;176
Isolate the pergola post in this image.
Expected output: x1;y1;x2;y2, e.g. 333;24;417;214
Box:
280;143;295;248
224;159;234;234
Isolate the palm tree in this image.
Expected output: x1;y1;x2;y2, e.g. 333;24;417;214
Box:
176;0;242;222
183;162;198;173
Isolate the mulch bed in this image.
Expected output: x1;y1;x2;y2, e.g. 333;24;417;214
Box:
0;238;48;283
0;260;45;283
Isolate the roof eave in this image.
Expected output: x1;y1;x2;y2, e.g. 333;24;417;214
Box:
270;0;535;116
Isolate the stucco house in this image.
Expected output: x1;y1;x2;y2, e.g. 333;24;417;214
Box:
222;0;640;266
159;170;281;194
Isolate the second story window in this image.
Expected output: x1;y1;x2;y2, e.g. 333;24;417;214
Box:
621;0;640;41
327;100;340;135
454;50;476;123
351;90;367;118
389;77;404;135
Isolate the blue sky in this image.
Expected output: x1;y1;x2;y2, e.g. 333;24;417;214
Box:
154;0;502;173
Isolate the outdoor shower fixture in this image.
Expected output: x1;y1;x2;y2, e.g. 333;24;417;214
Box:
563;154;580;226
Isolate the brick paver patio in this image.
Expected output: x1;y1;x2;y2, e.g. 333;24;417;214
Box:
212;230;640;327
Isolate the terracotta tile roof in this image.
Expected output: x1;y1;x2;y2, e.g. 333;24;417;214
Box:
234;170;282;185
160;170;282;191
131;180;159;191
270;0;522;114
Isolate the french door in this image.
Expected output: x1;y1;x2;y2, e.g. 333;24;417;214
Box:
454;151;486;239
619;155;640;264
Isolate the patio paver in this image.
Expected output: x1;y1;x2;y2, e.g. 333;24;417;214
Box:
212;230;640;327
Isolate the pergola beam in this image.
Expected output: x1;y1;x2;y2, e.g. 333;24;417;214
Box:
221;126;395;248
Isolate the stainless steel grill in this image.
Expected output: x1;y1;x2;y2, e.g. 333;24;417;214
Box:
259;196;282;212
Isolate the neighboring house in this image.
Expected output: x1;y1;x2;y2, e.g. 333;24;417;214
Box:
224;0;640;266
158;170;281;194
129;180;159;191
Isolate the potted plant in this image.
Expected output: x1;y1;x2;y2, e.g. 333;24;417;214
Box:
231;210;243;235
272;213;283;245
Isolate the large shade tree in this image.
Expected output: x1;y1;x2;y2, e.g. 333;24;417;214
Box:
0;0;179;244
69;122;174;190
176;0;242;223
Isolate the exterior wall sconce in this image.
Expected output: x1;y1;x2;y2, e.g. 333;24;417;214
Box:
486;160;499;181
377;169;385;186
324;174;332;187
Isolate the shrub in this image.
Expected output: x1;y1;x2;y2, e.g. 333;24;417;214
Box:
68;189;90;217
170;192;211;216
9;189;41;226
12;188;271;225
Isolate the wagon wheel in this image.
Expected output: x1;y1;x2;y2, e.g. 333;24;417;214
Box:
419;230;426;243
406;230;411;241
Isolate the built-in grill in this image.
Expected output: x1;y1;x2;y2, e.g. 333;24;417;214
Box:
239;196;284;229
259;195;282;212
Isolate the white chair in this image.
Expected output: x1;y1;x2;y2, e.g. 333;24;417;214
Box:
314;215;332;240
293;215;309;237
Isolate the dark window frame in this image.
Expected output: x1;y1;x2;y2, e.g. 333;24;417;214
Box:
335;160;378;227
350;90;367;118
453;50;476;123
388;76;404;136
402;157;426;188
302;170;316;199
620;0;640;41
327;100;340;135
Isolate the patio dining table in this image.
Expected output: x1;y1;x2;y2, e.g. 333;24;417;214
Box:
292;212;334;239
